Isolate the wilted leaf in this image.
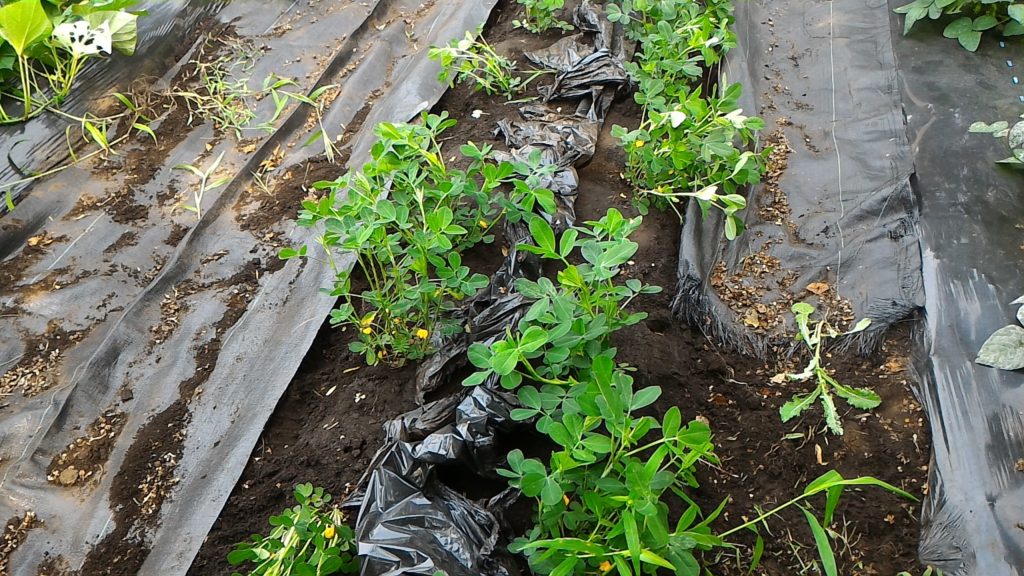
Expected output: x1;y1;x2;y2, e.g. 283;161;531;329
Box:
976;325;1024;370
806;282;829;295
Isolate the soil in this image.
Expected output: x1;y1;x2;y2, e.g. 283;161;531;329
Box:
187;2;931;573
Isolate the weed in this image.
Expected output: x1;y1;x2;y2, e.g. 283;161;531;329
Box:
173;151;230;219
172;38;266;138
775;302;879;435
227;483;359;576
264;80;342;162
513;0;573;33
2;88;158;212
429;30;547;100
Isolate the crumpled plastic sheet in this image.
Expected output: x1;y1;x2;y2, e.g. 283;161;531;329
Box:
350;3;628;574
672;0;922;358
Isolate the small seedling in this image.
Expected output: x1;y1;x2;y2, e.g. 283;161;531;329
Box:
264;79;341;162
428;30;547;99
513;0;573;33
776;302;879;435
172;38;265;138
228;483;359;576
174;151;230;219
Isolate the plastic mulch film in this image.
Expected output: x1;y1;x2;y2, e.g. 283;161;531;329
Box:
0;1;498;574
350;4;627;574
886;2;1024;573
672;0;923;358
671;0;1024;573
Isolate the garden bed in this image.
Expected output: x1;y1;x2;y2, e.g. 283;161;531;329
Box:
188;3;931;570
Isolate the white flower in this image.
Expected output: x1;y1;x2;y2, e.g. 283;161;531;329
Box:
52;20;112;57
471;109;484;119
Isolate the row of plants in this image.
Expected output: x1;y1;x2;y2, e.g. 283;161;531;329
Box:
228;1;922;575
608;0;766;239
0;0;141;123
463;213;911;575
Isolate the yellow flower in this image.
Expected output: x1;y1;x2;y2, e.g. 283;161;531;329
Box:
361;327;372;335
599;561;613;573
479;220;489;229
360;312;376;328
634;140;645;148
562;494;570;506
416;328;429;340
323;524;336;539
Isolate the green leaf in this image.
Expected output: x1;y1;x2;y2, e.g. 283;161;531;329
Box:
540;477;563;506
973;15;998;31
549;557;579;576
943;17;973;39
958;30;982;51
631;386;661;410
1010;5;1024;24
801;507;838;576
491;348;520;375
748;534;764;574
623;509;642;574
0;0;51;56
833;384;882;409
977;325;1024;370
1006;20;1024;35
780;389;819;422
639;550;675;570
529;216;557;255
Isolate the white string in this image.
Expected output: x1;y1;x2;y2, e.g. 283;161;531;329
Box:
829;0;846;283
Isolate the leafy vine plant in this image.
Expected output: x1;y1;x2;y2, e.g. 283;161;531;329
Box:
895;0;1024;51
0;0;141;124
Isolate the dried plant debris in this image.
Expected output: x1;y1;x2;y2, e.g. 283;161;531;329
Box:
759;125;794;229
0;512;39;576
0;325;84;399
47;411;127;488
136;425;185;518
711;243;791;334
148;280;200;349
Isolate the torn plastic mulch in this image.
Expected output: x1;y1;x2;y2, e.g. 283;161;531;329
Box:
671;0;922;359
0;1;499;574
347;4;628;574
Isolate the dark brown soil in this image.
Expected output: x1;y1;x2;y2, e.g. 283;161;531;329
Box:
187;10;930;573
46;410;128;488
